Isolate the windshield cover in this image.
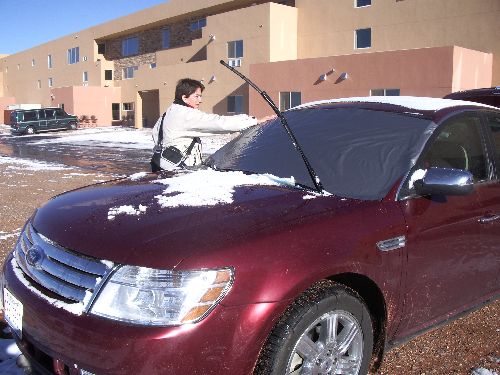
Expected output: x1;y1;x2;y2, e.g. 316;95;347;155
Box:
207;108;433;200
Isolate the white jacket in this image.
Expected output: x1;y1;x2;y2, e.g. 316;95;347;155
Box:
152;103;258;166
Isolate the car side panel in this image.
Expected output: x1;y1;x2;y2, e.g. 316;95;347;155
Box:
178;198;408;340
396;191;489;338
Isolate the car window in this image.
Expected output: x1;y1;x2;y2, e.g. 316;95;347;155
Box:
208;108;433;200
23;111;37;121
45;109;55;119
418;114;487;181
485;113;500;171
38;110;46;120
54;109;65;117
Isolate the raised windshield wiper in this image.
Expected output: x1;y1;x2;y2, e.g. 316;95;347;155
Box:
219;60;323;193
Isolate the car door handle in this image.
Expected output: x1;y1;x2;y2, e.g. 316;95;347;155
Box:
479;214;500;224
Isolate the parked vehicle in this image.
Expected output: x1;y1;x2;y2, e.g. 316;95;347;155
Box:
1;96;499;375
444;87;500;108
8;107;78;135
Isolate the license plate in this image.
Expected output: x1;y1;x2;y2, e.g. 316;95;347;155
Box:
4;288;23;339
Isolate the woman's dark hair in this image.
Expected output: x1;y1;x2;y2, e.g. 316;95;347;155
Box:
174;78;205;102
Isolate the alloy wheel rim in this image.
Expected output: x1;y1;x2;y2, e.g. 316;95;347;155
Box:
287;310;363;375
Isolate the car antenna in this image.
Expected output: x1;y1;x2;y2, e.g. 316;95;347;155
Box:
219;60;323;193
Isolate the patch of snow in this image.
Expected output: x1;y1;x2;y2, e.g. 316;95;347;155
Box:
0;156;70;171
108;204;147;220
471;368;499;375
0;229;21;242
155;169;296;208
129;172;148;181
0;339;23;375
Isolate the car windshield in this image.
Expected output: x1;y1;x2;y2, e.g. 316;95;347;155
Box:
206;107;434;200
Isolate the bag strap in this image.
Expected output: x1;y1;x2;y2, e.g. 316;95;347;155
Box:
156;112;167;147
185;137;201;156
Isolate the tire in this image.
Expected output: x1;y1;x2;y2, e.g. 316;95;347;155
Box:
68;122;77;130
255;281;373;375
25;126;35;135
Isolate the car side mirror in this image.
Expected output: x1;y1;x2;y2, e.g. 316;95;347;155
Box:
414;167;474;196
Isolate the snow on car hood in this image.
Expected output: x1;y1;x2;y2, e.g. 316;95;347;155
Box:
31;169;318;268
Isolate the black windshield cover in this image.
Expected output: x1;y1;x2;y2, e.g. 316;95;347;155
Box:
207;108;432;200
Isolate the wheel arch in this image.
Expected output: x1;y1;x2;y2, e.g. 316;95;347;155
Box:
328;272;387;371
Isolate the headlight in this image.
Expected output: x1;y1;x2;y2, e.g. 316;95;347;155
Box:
90;266;233;326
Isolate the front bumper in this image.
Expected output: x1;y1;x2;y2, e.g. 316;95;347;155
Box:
3;255;287;374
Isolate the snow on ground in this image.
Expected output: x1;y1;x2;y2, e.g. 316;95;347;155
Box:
0;156;70;171
0;338;24;375
25;126;236;155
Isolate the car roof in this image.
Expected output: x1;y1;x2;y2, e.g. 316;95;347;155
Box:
292;96;499;117
444;87;500;99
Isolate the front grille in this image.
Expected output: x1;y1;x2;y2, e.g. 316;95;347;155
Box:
14;223;113;305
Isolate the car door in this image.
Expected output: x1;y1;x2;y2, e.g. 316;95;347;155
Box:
44;109;57;130
36;109;48;130
397;112;494;337
477;112;500;293
53;108;67;129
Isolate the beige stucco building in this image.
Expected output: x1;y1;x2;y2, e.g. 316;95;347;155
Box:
0;0;498;125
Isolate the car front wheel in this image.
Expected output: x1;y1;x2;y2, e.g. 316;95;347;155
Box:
68;122;77;130
255;281;373;375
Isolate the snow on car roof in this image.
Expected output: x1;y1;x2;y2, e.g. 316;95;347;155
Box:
293;96;498;111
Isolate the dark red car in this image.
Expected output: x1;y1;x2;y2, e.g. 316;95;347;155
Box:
1;97;499;375
444;87;500;108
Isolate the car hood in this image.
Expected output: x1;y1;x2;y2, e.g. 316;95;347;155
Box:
31;169;358;269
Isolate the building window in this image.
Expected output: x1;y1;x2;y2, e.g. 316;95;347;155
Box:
370;88;400;96
67;47;80;64
228;40;243;67
123;102;134;111
190;18;206;31
355;0;371;7
48;54;52;68
4;67;7;73
17;64;20;70
279;91;301;111
355;28;371;49
162;29;171;49
97;43;106;54
122;36;139;57
83;71;88;84
227;95;244;114
31;59;35;67
37;80;41;89
48;78;53;87
105;70;113;80
122;66;138;79
150;63;157;69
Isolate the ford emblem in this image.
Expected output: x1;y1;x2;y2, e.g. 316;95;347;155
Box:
26;245;44;269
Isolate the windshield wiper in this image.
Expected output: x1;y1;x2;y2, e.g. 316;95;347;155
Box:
219;60;323;193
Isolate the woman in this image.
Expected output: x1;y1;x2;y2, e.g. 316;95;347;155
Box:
152;78;274;171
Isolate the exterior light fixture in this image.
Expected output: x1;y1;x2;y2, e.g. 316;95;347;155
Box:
209;75;216;83
209;34;216;42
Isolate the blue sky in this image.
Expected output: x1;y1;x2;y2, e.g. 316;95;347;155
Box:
0;0;168;55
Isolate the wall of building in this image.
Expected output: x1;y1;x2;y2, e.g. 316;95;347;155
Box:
0;97;16;124
296;0;500;84
249;46;493;117
51;86;121;125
